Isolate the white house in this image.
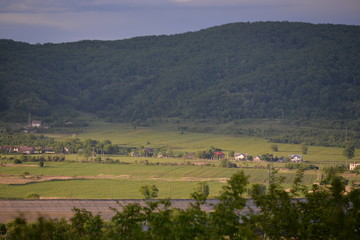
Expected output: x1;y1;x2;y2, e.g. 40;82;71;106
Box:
290;155;303;162
31;120;42;127
234;153;249;161
350;163;360;170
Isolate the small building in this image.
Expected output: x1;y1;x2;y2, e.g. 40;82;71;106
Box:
234;153;249;161
14;146;35;154
33;147;43;154
213;151;225;160
31;120;42;128
0;146;13;153
253;156;262;162
290;155;303;162
44;147;55;154
130;151;141;157
350;163;360;170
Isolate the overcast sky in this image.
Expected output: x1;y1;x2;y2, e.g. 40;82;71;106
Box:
1;0;360;44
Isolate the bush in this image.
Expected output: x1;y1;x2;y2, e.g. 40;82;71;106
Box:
271;144;279;152
219;159;237;168
301;144;308;154
14;159;22;164
285;163;318;170
26;193;40;199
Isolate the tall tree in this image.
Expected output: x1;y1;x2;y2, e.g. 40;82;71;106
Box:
343;144;355;159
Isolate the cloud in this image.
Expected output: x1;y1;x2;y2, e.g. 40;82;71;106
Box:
0;13;73;29
0;0;359;43
2;0;359;14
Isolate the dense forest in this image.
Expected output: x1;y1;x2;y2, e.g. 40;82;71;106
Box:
1;21;360;123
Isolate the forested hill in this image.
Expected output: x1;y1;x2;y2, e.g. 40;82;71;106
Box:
1;21;360;123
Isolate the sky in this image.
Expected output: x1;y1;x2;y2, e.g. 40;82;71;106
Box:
1;0;360;44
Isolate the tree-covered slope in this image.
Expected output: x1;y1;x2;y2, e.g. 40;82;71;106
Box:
1;21;360;122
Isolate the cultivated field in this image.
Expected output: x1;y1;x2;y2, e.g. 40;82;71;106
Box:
0;159;348;199
1;119;358;199
48;119;358;163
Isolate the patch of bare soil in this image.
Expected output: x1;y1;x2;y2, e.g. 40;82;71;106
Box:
3;164;39;167
180;177;229;183
0;175;73;184
0;174;136;185
94;174;132;179
277;168;292;172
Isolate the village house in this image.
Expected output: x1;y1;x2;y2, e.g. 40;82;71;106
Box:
290;155;303;162
33;147;43;154
31;120;42;128
350;163;360;170
157;152;165;158
13;146;35;154
0;146;12;153
130;151;141;157
253;156;262;162
213;151;225;160
44;147;55;154
234;153;249;161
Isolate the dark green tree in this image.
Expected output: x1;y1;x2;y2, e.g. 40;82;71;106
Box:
70;208;104;240
210;171;249;239
343;144;355;159
191;182;210;204
301;144;308;154
139;185;159;199
271;144;278;152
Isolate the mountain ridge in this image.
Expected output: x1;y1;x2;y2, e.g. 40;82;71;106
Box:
1;21;360;123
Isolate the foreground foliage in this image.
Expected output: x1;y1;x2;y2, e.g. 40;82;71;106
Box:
1;171;359;240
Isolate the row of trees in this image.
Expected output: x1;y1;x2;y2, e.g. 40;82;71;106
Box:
0;128;356;160
1;170;359;239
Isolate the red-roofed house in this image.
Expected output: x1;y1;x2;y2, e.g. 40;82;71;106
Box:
14;146;35;154
214;151;225;160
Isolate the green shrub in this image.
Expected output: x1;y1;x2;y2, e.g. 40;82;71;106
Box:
26;193;40;199
14;159;22;164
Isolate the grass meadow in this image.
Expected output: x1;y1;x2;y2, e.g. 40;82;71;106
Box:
48;120;358;164
0;162;318;199
1;119;358;199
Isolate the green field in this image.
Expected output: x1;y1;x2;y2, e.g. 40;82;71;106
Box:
47;119;358;163
1;119;358;199
0;161;319;199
